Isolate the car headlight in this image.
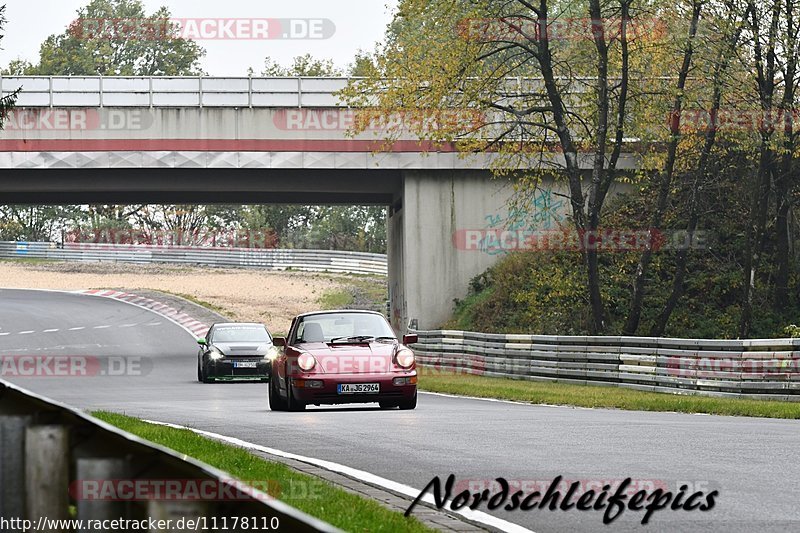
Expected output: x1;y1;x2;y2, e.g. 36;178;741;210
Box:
297;353;316;372
264;346;280;361
396;348;415;369
209;349;224;361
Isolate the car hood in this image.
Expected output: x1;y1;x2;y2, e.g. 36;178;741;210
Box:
297;342;401;374
212;342;272;357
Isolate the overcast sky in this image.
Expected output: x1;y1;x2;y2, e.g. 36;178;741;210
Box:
0;0;398;75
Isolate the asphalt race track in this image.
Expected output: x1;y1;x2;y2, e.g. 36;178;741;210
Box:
2;288;798;532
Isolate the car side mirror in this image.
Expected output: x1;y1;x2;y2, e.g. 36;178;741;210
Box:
197;338;207;346
402;334;418;345
273;337;286;347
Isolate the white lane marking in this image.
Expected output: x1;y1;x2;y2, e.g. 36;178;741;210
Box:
144;420;534;533
43;329;60;333
420;392;727;418
0;332;9;336
420;391;601;410
145;322;163;327
69;327;86;331
94;325;112;330
18;331;33;335
119;324;138;328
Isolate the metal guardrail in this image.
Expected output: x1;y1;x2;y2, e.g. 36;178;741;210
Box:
0;76;353;108
0;242;388;276
0;379;341;532
411;330;800;401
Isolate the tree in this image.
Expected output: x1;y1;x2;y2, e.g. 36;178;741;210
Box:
736;0;800;336
0;205;81;241
246;54;388;253
1;58;33;75
0;5;19;112
29;0;205;75
348;50;378;77
344;0;657;333
650;3;749;336
261;54;342;77
622;0;704;335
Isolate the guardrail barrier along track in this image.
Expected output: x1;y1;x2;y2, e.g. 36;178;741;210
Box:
0;242;388;276
411;330;800;401
0;379;341;532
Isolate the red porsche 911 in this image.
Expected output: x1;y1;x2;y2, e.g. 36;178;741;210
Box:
268;310;418;411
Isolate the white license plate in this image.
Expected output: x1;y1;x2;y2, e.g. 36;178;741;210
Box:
234;361;258;369
338;383;380;394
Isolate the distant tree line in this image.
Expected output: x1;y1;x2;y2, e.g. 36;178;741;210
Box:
0;0;386;254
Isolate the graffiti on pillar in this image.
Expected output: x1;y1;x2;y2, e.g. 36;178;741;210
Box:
475;189;565;255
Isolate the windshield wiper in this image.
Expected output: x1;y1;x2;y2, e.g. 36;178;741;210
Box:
375;336;397;343
330;335;375;343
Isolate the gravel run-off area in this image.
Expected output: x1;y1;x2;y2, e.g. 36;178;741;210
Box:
0;261;383;334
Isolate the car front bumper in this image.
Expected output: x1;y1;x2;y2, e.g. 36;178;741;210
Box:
290;372;417;405
205;358;271;380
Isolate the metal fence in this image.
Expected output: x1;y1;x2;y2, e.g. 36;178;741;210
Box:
0;76;556;109
0;76;353;108
411;330;800;401
0;241;388;276
0;379;341;532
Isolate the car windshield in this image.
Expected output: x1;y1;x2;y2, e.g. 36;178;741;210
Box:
212;326;271;343
294;313;396;343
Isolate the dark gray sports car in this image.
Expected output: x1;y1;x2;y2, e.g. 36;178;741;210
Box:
197;323;277;383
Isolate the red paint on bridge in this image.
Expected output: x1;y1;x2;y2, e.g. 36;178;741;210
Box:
0;139;459;153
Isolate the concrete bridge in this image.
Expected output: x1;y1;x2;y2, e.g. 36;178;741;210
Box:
0;76;634;330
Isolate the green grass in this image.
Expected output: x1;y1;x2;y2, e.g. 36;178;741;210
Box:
158;290;229;316
93;412;434;533
418;373;800;419
0;257;56;265
318;277;387;313
318;288;355;310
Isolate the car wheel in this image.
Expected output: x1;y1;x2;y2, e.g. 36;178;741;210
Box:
197;359;203;383
269;374;287;411
286;379;306;412
200;361;214;384
398;392;417;410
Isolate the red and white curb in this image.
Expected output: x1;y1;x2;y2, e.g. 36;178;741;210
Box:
74;289;210;338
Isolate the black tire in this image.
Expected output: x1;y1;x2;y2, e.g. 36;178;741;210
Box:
199;360;213;383
398;392;417;410
201;361;214;384
269;374;287;411
286;379;306;412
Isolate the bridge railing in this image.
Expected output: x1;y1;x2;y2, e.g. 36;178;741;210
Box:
0;76;355;108
0;241;388;276
0;379;341;531
411;329;800;401
0;76;586;109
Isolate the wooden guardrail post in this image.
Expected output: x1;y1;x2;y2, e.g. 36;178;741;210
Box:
25;425;70;531
0;416;31;518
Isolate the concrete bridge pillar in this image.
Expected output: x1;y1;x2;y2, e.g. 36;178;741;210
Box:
388;170;570;332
